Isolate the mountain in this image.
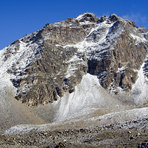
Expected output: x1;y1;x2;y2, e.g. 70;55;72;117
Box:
0;13;148;147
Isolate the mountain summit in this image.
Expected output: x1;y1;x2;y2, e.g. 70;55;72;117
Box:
0;13;148;147
1;13;147;106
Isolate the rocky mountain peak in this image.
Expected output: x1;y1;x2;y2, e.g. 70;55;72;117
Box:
0;13;148;106
76;12;99;23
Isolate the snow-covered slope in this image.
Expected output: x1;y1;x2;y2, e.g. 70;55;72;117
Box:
130;61;148;105
0;31;43;96
0;33;45;132
53;74;128;122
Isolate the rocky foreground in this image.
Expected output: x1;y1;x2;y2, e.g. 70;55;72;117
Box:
0;117;148;148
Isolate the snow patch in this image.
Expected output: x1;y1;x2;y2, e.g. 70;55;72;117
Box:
65;55;85;78
130;33;146;43
44;32;51;40
76;13;96;21
130;63;148;105
117;66;125;73
53;74;126;122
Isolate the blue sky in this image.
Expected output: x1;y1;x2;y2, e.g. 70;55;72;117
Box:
0;0;148;49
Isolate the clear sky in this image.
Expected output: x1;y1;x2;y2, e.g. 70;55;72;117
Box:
0;0;148;49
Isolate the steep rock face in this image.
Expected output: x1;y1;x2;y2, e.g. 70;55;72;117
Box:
89;31;147;91
87;15;148;94
0;13;148;106
1;13;97;106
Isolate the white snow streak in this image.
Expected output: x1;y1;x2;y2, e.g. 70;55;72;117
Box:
130;63;148;105
130;33;146;43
